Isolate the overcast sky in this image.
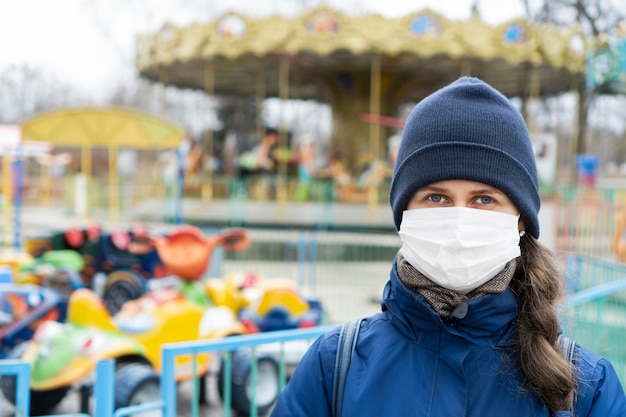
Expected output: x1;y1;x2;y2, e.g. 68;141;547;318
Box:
0;0;531;98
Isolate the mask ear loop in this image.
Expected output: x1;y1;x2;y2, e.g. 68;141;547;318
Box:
516;213;525;239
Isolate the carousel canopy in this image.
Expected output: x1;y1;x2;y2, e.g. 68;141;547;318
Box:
136;7;585;100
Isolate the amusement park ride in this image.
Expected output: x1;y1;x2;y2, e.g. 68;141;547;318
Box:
136;6;586;171
1;4;626;415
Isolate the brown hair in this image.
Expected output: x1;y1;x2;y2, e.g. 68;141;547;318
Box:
512;236;577;412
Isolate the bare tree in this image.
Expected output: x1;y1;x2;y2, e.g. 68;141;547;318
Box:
0;65;88;124
526;0;625;158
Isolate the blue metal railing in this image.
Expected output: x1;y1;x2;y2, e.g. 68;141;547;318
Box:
160;325;334;417
0;360;30;416
563;278;626;308
0;359;97;417
561;254;626;383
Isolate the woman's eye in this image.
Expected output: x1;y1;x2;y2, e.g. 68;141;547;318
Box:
477;196;493;204
428;194;443;203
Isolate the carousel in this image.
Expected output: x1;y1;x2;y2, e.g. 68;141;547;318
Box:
135;6;585;176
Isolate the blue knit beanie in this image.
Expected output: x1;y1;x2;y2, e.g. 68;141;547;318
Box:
389;77;540;238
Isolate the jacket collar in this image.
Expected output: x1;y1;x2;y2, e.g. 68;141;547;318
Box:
381;257;519;349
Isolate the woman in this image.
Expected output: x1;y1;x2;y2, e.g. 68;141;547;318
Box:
270;77;626;416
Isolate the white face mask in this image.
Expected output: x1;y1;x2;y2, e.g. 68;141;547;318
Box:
398;207;522;294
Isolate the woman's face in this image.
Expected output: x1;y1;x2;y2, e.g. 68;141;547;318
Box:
407;179;525;230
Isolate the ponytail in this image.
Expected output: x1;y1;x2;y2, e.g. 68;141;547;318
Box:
512;236;577;412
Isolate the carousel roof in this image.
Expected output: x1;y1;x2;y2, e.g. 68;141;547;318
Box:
135;7;586;100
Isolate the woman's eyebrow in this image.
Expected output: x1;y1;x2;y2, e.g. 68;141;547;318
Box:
469;187;503;195
418;185;447;193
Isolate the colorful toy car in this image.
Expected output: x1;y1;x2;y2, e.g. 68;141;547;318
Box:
1;250;84;359
25;223;168;315
207;270;327;389
207;271;327;332
0;284;68;360
0;227;281;416
14;249;85;289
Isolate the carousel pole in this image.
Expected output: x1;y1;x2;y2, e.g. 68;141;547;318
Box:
157;70;167;201
203;63;215;202
254;59;266;202
108;145;119;221
77;143;91;218
160;69;182;223
40;162;51;206
13;145;23;251
368;53;382;212
256;61;266;148
2;151;12;251
277;57;290;206
461;59;472;76
519;67;539;133
528;69;541;130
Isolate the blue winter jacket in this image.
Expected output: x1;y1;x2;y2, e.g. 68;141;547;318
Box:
271;258;626;416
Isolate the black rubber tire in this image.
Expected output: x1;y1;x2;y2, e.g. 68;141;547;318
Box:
199;372;208;404
0;342;70;416
114;362;160;411
218;349;280;416
103;271;144;315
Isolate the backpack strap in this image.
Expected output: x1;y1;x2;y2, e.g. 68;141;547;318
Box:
556;334;577;415
331;319;363;417
557;334;576;365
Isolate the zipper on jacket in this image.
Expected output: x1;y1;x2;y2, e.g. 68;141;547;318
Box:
448;301;469;328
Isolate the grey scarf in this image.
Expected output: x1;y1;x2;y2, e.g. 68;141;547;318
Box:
397;253;517;319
